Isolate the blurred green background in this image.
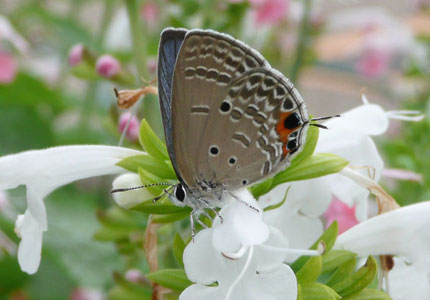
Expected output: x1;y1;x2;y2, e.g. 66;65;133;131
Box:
0;0;429;299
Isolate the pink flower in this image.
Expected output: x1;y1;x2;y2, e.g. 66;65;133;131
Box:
355;48;391;78
0;51;17;84
125;269;145;283
141;2;159;27
323;197;359;235
68;44;84;66
96;54;121;78
250;0;288;26
118;112;140;141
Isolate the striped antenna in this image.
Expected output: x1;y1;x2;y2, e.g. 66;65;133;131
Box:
111;182;173;194
309;114;341;130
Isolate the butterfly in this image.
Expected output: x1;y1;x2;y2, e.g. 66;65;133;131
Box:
157;28;312;219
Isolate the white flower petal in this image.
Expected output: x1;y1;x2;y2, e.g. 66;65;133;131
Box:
268;211;323;262
183;228;222;285
17;210;43;274
336;202;430;262
112;173;154;208
248;264;297;300
324;103;388;136
212;189;269;253
389;257;430;300
0;145;143;274
180;283;222;300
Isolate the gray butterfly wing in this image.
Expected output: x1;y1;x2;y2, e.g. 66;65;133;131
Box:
157;28;187;180
171;29;270;188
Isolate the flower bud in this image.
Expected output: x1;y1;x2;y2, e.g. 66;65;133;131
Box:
68;44;84;66
96;54;121;78
112;173;154;208
118;112;140;141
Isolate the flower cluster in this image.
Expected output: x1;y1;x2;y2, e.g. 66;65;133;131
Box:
0;93;426;299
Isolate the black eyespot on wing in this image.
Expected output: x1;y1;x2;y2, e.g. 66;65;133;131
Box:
287;139;298;151
220;101;231;113
210;145;219;155
228;157;237;165
242;179;248;185
284;112;301;129
175;184;185;202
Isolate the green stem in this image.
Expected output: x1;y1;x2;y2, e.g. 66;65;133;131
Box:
290;0;312;85
125;0;163;137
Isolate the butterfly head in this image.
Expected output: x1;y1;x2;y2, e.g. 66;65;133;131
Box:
168;183;189;207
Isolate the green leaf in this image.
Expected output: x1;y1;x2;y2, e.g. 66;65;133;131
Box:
146;269;192;291
117;154;177;180
291;124;319;165
343;289;392;300
132;201;191;215
322;250;357;273
331;256;378;297
272;153;348;186
300;282;341;300
152;210;191;223
139;119;169;161
263;185;290;212
325;257;357;287
173;233;186;267
251;153;348;198
296;255;322;284
138;167;165;195
292;222;338;273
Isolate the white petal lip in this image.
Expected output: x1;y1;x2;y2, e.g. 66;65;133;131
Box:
0;145;143;274
212;189;269;253
336;202;430;262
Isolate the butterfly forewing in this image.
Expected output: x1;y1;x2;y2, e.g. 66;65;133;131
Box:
169;29;309;193
157;28;187;180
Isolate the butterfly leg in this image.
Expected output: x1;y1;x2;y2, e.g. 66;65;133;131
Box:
190;211;196;242
202;200;223;223
230;192;260;213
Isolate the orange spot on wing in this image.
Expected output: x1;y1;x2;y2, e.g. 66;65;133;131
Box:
276;112;299;159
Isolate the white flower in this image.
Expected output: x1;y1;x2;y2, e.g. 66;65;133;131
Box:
112;173;154;209
0;145;142;274
335;202;430;300
181;226;297;300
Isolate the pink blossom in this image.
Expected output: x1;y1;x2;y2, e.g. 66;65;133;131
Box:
118;112;140;141
125;268;145;283
355;48;391;78
250;0;288;26
141;2;159;27
68;44;84;66
0;51;17;84
96;54;121;78
70;288;103;300
323;197;359;235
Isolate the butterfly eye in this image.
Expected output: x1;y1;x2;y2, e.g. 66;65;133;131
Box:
175;184;186;202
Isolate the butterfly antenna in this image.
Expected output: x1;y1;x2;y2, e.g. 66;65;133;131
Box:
152;185;176;203
309;114;341;130
110;182;173;194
